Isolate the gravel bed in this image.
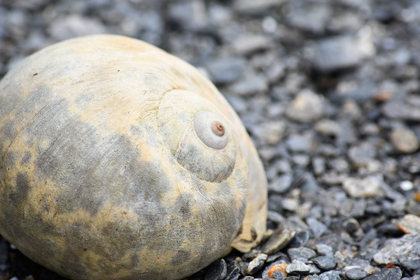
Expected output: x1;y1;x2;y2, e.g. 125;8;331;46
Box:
1;0;420;280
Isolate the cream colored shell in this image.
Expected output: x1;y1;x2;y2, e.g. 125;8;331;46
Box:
0;35;267;280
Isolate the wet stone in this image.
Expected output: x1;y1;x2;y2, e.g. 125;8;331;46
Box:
286;260;311;274
48;15;106;41
267;63;286;84
301;173;319;192
231;35;273;55
361;123;380;136
282;198;299;212
374;233;420;265
225;261;241;280
390;127;419;153
268;174;293;194
285;90;324;123
337;118;357;145
312;256;336;270
312;157;326;175
267;211;285;226
345;267;368;280
229;75;268;96
285;3;331;34
286;134;313;153
262;227;296;255
247;253;267;275
268;194;284;213
381;101;420;121
315;119;340;136
225;95;248;114
167;0;208;31
243;250;262;261
206;57;246;84
306;217;328;238
251;121;286;145
315;244;333;257
341;99;362;120
266;251;288;263
328;158;349;173
343;218;361;235
348;142;377;166
364;268;402;280
287;230;310;249
305;276;321;280
287;247;316;262
270;271;286;280
342;176;381;198
233;0;283;15
400;260;420;270
314;234;342;254
310;32;375;72
262;262;288;279
397;214;420;234
308;264;321;274
204;259;227;280
285;276;300;280
292;155;310;168
287;216;310;232
400;181;414;191
319;270;341;280
407;201;420;218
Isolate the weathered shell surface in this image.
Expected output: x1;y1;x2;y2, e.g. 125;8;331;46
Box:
0;35;267;280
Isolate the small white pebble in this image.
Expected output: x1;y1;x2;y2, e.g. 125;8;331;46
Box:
10;243;17;250
262;16;277;33
400;180;413;191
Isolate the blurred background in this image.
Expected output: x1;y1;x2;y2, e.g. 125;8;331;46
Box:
1;0;420;279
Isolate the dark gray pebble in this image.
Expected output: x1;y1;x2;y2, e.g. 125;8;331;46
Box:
242;250;262;261
271;271;286;280
305;276;321;280
364;268;402;280
312;256;336;270
206;57;246;84
285;276;300;280
374;233;420;265
400;260;420;270
204;259;227;280
286;260;311;274
225;261;241;280
319;270;341;280
345;268;368;280
287;231;310;249
306;217;328;238
246;253;267;275
287;247;316;262
262;227;296;255
262;261;287;278
266;251;288;263
315;244;333;257
310;34;375;72
308;264;321;274
268;174;293;194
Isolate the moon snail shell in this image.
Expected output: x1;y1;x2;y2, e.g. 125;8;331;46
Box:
0;35;267;280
